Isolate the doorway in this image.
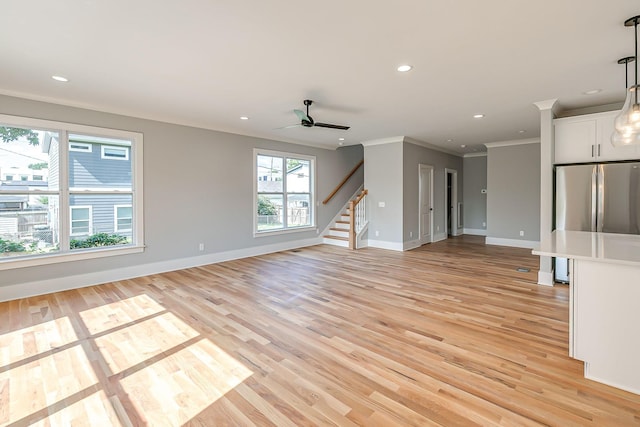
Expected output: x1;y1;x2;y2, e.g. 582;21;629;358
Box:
445;168;458;237
419;164;434;245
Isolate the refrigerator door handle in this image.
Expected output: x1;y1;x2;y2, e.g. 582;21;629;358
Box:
597;164;604;232
591;167;598;231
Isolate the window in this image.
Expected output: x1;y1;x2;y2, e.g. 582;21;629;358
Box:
0;115;144;270
101;145;129;160
5;175;13;181
69;142;92;152
114;205;132;232
255;149;315;234
70;206;92;236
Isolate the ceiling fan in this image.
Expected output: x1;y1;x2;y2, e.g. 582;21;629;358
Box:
283;100;350;130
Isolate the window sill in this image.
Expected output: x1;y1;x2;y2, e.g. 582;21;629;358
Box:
254;226;317;238
0;245;145;271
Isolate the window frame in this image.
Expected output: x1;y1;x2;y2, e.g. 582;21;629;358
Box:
254;148;316;236
0;114;144;271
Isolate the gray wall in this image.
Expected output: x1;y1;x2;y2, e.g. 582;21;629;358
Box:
403;141;463;242
462;155;487;232
487;143;541;241
364;142;404;243
0;95;363;288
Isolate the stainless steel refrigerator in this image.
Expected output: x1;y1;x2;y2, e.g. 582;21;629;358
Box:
555;162;640;282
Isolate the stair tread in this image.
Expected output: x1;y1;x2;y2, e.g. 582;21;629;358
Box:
330;227;350;231
336;220;349;224
324;235;349;241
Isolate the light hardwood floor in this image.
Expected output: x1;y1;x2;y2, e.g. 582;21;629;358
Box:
1;235;639;426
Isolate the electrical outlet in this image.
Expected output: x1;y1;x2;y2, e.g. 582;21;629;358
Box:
519;230;524;237
198;243;205;251
482;222;486;227
378;201;385;208
375;230;379;237
409;231;413;238
437;226;440;231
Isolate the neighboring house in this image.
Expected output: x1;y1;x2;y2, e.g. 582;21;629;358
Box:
45;134;133;241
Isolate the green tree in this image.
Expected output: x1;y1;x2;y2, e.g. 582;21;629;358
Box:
286;158;301;171
258;196;278;215
0;126;39;145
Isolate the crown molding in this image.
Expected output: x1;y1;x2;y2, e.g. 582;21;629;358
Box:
484;137;540;149
463;152;488;158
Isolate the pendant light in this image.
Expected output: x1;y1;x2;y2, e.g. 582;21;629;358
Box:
612;15;640;147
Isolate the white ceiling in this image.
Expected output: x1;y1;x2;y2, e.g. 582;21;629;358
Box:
1;1;638;154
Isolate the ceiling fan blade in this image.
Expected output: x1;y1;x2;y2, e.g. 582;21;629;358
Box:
294;109;310;122
314;122;350;130
274;124;302;129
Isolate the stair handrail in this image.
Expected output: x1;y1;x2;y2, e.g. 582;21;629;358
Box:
349;189;368;249
322;160;364;205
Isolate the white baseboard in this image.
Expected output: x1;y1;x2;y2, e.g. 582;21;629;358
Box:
366;240;404;251
537;270;554;286
403;239;421;251
0;237;323;302
464;228;487;236
432;232;447;243
485;237;539;249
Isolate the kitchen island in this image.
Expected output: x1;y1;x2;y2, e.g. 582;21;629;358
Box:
534;230;640;395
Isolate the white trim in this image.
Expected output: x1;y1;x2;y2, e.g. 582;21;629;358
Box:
463;152;487;158
360;136;404;147
583;363;640;396
403;239;421;251
432;232;447;242
0;238;322;302
360;136;461;157
485;237;540;249
484;138;540;149
254;149;316;234
69;141;92;152
533;98;559;112
0;245;144;272
404;137;461;157
537;270;554;286
101;144;129;160
366;239;404;251
463;228;487;236
418;164;434;245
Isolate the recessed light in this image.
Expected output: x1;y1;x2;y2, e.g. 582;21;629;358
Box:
460;144;467;148
397;64;413;72
446;139;453;142
240;116;249;120
473;114;485;119
518;130;526;134
51;75;68;82
583;89;602;95
338;137;345;141
338;142;344;146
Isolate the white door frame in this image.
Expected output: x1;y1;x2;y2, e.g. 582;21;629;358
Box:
419;164;434;245
444;168;459;237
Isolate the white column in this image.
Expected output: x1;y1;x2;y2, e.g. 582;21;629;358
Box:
534;99;557;286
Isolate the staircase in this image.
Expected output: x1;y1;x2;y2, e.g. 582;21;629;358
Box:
323;189;368;249
323;210;352;248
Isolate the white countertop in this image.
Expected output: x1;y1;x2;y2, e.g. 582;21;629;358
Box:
533;230;640;266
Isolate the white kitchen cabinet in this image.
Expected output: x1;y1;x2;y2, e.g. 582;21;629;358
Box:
554;110;639;164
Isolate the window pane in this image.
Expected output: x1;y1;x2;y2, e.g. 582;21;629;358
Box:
0;126;57;190
286;159;310;193
257;155;283;193
257;194;283;231
69;194;132;249
0;194;59;257
287;194;311;227
68;134;132;190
